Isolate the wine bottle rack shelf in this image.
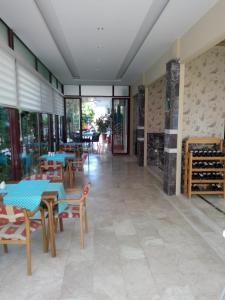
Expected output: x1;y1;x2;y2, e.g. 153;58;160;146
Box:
184;137;225;198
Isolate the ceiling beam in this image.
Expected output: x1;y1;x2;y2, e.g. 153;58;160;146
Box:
116;0;169;80
34;0;80;79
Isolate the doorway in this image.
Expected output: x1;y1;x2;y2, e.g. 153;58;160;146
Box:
65;97;129;155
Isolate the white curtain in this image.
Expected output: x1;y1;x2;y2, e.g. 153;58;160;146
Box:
54;91;64;116
41;81;53;113
17;64;41;112
0;48;17;107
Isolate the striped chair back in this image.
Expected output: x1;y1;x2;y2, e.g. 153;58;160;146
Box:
0;204;25;225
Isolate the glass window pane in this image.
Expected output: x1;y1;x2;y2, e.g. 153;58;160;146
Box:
64;85;79;95
0;20;8;46
14;36;36;68
0;106;12;181
37;60;50;82
66;99;80;142
114;86;129;97
112;99;129;154
57;82;62;92
81;85;112;96
41;113;49;154
20;111;40;176
51;76;57;89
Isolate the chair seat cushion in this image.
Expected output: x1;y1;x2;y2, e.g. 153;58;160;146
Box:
0;221;41;241
59;205;80;219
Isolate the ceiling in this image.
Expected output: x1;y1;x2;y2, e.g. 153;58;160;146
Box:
0;0;220;85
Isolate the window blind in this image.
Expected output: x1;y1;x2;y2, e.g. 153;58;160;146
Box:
41;81;53;113
17;64;41;112
0;48;17;107
54;91;64;116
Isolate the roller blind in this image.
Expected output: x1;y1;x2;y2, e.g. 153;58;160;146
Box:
41;82;53;113
17;64;41;111
0;48;17;107
54;91;64;116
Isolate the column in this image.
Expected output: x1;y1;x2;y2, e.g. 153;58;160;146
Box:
137;85;145;166
163;60;180;195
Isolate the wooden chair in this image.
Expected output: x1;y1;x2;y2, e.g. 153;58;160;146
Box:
66;155;87;187
0;204;47;275
54;183;91;248
40;160;63;182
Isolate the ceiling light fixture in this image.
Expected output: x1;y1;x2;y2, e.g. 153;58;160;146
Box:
116;0;169;80
97;27;104;31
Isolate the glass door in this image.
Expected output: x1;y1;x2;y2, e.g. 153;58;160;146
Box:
65;98;81;142
112;98;129;154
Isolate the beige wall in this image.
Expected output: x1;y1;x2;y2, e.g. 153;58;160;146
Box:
147;76;166;133
183;46;225;139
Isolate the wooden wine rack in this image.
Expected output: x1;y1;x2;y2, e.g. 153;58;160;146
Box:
184;137;225;198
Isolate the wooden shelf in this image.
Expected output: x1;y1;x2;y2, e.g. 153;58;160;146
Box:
191;191;224;195
192;168;225;172
192;179;224;183
192;156;225;160
184;137;225;199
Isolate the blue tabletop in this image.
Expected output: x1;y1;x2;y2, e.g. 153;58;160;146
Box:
2;180;67;213
40;153;75;166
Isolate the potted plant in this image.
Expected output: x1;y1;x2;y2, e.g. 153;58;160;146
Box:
95;115;110;141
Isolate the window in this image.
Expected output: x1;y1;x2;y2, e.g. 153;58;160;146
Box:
66;99;80;142
114;86;129;97
37;60;50;82
0;20;8;46
0;107;12;181
14;36;36;68
58;81;62;93
20;111;40;176
41;113;49;154
51;75;57;89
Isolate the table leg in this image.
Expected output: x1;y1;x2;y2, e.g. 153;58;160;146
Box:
42;199;56;257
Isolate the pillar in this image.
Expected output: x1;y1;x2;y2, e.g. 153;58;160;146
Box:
163;60;180;195
137;85;145;166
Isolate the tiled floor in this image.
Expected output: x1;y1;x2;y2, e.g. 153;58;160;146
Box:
1;153;225;299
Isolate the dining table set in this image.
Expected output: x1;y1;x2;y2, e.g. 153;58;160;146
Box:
0;179;67;257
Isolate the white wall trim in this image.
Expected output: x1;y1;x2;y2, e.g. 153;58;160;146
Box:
164;147;177;153
165;129;178;134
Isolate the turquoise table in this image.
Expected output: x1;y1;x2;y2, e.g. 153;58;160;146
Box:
3;180;67;213
1;180;68;257
40;153;75;166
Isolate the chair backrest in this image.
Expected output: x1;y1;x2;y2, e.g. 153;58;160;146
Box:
24;174;49;181
40;160;62;171
0;204;25;225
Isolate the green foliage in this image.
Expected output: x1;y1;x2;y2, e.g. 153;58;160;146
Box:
82;103;95;125
95;114;111;134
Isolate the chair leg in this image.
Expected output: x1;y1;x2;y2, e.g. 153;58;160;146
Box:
26;240;32;276
59;218;64;232
80;213;84;249
3;244;8;253
84;207;88;233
